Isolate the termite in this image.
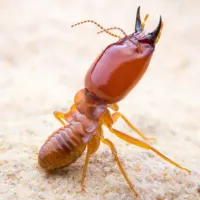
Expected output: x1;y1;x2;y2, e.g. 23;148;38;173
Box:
38;7;190;197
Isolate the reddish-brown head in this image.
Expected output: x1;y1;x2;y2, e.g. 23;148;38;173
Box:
85;7;163;103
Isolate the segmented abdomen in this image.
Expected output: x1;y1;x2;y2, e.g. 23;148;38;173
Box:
38;104;100;170
38;124;87;170
38;89;107;170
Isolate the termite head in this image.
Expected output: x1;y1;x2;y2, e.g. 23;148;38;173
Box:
85;7;163;103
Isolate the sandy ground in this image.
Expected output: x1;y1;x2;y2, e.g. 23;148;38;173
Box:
0;0;200;200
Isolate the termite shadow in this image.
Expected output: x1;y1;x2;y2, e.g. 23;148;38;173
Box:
38;150;129;196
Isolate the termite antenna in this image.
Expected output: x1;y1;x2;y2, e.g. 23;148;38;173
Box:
97;27;128;38
71;20;122;39
97;26;137;47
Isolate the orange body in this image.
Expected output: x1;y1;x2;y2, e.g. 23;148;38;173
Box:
38;7;190;197
39;89;106;170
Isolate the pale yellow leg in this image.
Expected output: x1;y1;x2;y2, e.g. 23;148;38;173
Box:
100;136;138;197
112;112;156;142
81;144;92;192
107;103;119;111
53;111;68;126
81;134;101;191
108;127;190;173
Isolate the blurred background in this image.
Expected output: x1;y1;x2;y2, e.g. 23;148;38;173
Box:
0;0;200;199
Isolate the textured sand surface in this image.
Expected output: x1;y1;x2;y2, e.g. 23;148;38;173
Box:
0;1;200;200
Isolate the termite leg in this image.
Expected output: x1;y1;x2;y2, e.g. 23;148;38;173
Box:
111;112;156;142
107;103;119;111
81;134;101;191
100;136;138;197
108;127;191;173
53;111;68;126
81;145;92;192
